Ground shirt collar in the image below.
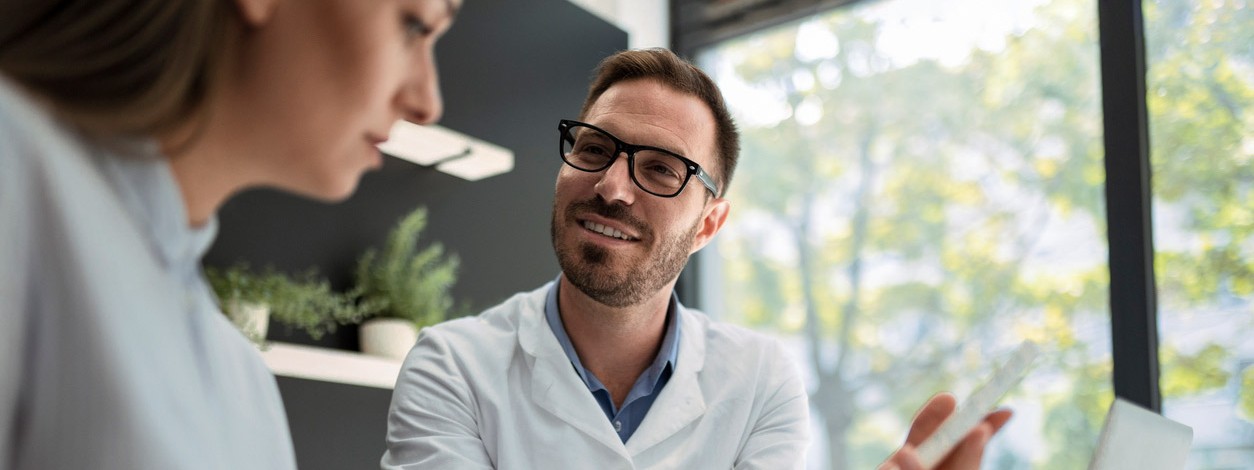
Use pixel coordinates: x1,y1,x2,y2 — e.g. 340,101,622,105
95,141,218,275
543,274,682,391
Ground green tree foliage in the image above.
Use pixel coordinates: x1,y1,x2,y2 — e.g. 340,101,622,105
1146,0,1254,308
1145,0,1253,448
1241,366,1254,421
700,0,1250,467
1161,344,1232,396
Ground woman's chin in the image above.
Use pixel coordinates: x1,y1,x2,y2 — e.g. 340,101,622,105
278,174,365,203
317,179,364,202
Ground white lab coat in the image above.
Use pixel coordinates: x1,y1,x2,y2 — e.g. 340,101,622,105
383,283,810,469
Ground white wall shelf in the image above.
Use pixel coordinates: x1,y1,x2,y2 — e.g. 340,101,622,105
261,342,403,390
377,122,514,181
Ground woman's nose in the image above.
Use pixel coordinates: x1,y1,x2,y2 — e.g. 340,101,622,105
399,51,443,125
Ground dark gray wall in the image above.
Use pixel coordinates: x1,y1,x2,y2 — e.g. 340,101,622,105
203,1,627,468
275,377,394,470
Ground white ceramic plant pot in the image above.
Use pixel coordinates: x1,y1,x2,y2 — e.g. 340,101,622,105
360,318,419,360
227,300,270,345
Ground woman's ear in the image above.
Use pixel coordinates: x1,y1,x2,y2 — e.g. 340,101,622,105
235,0,280,26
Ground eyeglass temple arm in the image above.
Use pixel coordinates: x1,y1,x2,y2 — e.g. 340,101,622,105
694,168,720,197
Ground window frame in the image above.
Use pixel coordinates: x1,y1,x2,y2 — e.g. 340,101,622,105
674,0,1163,412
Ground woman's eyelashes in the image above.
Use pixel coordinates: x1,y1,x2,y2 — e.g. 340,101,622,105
402,12,432,40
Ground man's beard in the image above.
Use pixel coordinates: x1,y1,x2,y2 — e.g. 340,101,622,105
551,197,700,308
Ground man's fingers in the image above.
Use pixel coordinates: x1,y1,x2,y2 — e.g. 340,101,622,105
905,393,957,446
939,422,993,468
984,408,1014,434
936,409,1013,469
896,398,1014,469
879,446,923,470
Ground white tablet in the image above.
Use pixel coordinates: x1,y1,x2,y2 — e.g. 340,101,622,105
1088,398,1194,470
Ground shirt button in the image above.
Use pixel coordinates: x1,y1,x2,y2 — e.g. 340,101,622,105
614,421,622,432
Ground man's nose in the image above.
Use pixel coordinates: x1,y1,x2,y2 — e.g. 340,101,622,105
594,153,636,205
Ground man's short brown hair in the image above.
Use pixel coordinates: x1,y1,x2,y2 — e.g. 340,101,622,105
580,48,739,197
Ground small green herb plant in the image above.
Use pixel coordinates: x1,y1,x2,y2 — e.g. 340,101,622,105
353,207,459,329
206,263,376,345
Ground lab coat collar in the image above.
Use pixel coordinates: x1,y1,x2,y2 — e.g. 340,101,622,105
625,306,707,456
518,283,629,458
516,282,709,459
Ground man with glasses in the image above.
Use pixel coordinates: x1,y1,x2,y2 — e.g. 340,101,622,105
383,49,1009,470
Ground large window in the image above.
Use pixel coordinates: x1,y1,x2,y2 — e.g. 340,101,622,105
692,0,1252,468
1148,0,1254,468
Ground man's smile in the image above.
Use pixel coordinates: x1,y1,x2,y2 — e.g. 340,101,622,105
580,219,640,241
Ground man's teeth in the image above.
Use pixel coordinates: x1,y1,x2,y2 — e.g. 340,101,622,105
583,221,635,241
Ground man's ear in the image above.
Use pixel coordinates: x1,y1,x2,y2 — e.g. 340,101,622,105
689,197,730,255
235,0,281,27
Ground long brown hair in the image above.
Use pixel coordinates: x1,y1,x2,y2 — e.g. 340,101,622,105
0,0,240,140
581,48,740,197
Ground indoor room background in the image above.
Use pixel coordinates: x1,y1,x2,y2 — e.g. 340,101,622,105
202,0,1252,468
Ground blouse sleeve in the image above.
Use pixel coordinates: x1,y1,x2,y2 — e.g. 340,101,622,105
0,104,35,468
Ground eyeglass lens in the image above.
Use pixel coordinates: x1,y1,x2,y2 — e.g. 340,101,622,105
561,124,690,196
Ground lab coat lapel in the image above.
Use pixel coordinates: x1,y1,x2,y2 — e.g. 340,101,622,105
625,307,708,456
517,292,630,459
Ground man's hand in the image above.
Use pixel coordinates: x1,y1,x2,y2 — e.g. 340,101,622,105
878,393,1014,470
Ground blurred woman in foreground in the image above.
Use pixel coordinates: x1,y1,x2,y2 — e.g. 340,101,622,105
0,0,459,468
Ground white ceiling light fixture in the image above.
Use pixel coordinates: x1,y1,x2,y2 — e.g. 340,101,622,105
377,121,514,182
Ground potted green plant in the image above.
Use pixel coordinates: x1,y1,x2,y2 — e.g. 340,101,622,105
353,207,459,359
206,263,376,347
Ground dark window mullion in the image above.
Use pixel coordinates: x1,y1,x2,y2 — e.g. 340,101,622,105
1097,0,1161,412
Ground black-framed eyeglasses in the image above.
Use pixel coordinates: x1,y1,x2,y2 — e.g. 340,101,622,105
558,119,720,198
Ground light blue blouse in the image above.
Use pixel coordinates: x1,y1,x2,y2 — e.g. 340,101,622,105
0,76,296,469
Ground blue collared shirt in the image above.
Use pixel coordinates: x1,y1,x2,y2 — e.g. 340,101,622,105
544,277,681,443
